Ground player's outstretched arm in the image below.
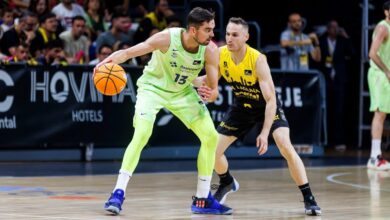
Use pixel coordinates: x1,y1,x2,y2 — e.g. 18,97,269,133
202,41,220,102
95,30,170,68
256,54,277,155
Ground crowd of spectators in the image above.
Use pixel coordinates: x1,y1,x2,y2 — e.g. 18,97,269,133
0,0,180,66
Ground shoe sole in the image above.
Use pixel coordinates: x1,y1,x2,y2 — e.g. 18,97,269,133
105,205,120,215
305,209,322,216
219,179,240,205
191,208,233,215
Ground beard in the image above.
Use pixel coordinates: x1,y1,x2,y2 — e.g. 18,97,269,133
193,34,210,46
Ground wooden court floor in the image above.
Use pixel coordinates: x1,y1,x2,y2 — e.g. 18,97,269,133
0,166,389,220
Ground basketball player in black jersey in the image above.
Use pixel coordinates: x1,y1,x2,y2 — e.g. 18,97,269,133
195,17,321,216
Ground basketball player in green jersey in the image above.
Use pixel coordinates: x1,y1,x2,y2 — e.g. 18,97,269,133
366,1,390,171
95,7,232,215
196,17,321,216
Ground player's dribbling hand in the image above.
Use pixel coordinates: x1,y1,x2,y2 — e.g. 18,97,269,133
256,133,268,155
93,58,112,79
197,85,212,101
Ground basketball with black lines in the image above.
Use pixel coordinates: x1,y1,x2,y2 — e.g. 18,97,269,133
93,63,127,96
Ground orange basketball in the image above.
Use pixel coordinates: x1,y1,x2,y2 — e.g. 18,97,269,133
93,63,127,96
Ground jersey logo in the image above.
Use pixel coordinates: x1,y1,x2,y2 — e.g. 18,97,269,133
244,69,252,76
223,61,228,68
244,103,252,108
170,61,177,67
193,60,201,65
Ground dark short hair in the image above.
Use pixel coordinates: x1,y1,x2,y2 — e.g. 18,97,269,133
72,15,85,24
98,44,112,53
384,1,390,11
166,15,181,25
187,7,215,29
111,12,128,22
228,17,249,30
39,12,56,24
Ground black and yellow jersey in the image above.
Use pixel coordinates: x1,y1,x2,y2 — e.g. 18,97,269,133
219,44,265,109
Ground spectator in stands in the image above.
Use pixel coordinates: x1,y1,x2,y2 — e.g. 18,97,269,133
36,38,67,65
0,12,38,56
280,12,321,71
6,42,37,64
83,0,110,42
166,14,182,28
89,44,112,65
30,12,58,58
29,0,50,17
128,0,148,22
95,12,134,54
59,15,89,64
51,0,86,31
145,0,171,30
106,0,129,15
0,8,14,33
134,0,172,44
318,20,354,152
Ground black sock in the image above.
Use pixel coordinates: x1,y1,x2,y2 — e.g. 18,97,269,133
299,183,314,200
218,170,233,185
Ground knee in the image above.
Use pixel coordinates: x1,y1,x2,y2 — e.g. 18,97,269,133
274,134,296,158
133,118,154,140
201,128,219,148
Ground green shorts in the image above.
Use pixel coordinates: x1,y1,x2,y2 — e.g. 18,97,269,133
134,85,209,128
367,67,390,113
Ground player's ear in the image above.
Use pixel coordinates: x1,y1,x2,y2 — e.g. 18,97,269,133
245,33,249,42
188,25,196,34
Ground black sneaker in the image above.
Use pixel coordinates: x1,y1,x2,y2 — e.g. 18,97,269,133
213,178,239,204
304,196,321,216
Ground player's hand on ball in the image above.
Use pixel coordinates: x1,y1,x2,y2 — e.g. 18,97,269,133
197,85,212,101
256,133,268,155
94,58,112,78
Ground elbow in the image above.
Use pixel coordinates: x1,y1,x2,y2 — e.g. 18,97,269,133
368,51,376,60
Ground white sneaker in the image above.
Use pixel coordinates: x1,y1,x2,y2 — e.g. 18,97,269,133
367,155,390,171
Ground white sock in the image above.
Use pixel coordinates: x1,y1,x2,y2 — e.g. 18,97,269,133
113,169,132,193
370,139,382,159
196,176,211,198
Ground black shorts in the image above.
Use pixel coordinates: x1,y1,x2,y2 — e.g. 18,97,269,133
217,105,289,138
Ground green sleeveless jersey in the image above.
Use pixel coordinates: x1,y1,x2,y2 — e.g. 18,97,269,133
137,28,207,92
370,20,390,71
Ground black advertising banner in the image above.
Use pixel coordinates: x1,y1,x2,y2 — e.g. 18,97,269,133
0,64,325,147
0,64,139,147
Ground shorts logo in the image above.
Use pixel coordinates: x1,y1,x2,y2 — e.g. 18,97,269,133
219,121,238,131
274,114,280,120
